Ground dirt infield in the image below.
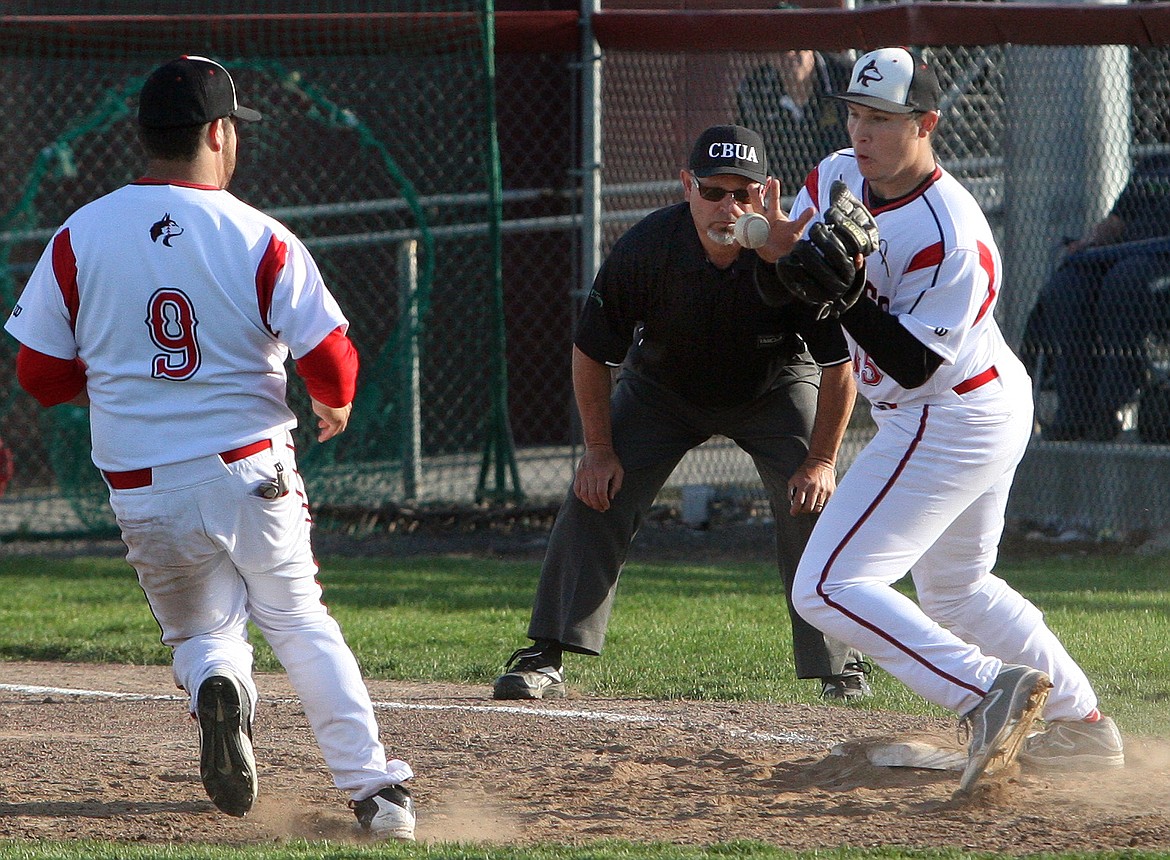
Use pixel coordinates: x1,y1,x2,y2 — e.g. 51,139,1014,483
0,514,1166,851
0,660,1168,852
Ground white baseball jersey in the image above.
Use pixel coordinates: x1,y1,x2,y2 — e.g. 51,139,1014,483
5,180,347,472
793,152,1015,409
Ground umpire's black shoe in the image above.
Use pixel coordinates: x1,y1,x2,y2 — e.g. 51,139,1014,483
821,660,874,702
492,641,566,700
350,783,416,841
196,674,257,817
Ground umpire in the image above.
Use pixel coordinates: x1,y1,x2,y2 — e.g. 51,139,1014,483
494,125,870,702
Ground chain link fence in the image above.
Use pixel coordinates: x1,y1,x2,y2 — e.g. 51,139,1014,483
0,3,509,535
4,6,1170,538
594,34,1170,537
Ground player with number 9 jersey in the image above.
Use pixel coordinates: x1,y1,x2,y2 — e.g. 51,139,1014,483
4,55,416,839
9,182,345,473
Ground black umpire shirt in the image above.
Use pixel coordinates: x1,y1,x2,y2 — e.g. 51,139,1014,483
575,202,849,410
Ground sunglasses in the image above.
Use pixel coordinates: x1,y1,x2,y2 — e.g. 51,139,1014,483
692,177,754,204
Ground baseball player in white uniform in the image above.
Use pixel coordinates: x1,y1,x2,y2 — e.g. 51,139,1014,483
755,48,1124,791
5,56,415,839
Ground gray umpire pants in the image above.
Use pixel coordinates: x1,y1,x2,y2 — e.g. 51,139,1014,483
527,366,862,679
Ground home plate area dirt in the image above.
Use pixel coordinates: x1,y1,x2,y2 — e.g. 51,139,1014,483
0,662,1168,852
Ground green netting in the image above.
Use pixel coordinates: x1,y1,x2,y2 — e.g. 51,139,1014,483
0,2,520,537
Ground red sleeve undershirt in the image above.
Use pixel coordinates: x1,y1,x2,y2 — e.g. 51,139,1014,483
16,345,87,407
294,326,359,408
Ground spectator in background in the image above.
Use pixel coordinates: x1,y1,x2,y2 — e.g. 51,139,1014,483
1027,153,1170,441
736,47,852,197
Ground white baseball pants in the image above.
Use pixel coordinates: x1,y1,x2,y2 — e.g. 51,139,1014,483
106,430,412,800
793,368,1099,720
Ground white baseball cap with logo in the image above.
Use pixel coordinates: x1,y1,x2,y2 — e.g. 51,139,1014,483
832,47,942,115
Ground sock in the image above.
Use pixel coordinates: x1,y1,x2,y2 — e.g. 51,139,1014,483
1083,708,1101,723
536,639,563,665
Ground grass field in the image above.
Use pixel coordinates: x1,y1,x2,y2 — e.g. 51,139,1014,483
0,546,1167,858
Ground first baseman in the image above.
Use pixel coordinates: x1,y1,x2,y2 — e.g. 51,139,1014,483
5,56,415,839
758,48,1124,790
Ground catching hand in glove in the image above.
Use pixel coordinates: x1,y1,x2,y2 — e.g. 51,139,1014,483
760,181,880,319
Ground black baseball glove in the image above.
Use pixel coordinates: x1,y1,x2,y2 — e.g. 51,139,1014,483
769,181,879,320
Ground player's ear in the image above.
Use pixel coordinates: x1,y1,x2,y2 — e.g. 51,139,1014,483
207,117,229,152
918,111,939,136
680,169,695,199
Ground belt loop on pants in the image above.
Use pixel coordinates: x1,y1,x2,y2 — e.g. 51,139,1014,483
953,365,999,395
102,439,273,490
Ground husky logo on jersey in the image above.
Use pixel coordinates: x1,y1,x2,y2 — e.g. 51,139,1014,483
150,213,184,247
856,60,883,88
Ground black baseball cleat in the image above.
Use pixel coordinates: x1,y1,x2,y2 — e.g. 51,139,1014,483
492,641,566,700
821,660,874,702
350,783,416,841
196,674,258,817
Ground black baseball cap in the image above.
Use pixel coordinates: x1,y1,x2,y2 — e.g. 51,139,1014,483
688,125,768,184
833,47,941,115
138,56,262,129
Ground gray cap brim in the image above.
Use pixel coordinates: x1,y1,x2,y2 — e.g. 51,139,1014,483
231,105,263,123
831,93,918,115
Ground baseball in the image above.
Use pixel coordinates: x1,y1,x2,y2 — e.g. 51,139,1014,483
734,213,770,249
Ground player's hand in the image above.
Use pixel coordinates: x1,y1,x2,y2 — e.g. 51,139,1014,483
787,456,837,516
754,177,816,265
311,398,352,442
573,444,624,512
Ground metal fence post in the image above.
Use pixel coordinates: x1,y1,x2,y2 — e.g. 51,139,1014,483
398,239,422,501
1001,0,1130,347
579,0,602,304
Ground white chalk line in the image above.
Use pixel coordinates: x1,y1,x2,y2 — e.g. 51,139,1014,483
0,682,184,702
0,682,825,747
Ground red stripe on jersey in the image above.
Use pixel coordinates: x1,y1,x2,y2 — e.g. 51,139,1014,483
16,345,86,407
906,241,944,274
804,166,820,204
295,326,359,407
51,229,80,330
255,234,288,336
974,240,997,324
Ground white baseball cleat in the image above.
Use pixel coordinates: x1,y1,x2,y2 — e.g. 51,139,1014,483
351,784,416,841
